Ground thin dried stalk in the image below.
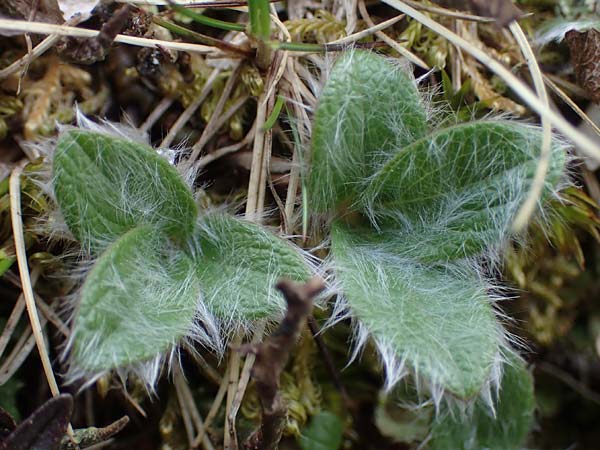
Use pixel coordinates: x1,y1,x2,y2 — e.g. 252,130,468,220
358,0,429,70
139,96,175,133
9,167,68,431
191,366,230,448
509,22,553,232
0,315,44,384
189,63,243,161
241,278,325,450
194,121,256,170
545,76,600,139
0,19,220,55
0,268,39,359
173,365,215,450
160,68,221,148
223,333,243,450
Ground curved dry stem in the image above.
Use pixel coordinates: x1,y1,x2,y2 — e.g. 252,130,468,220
509,22,553,232
9,166,73,436
0,269,43,362
194,121,257,170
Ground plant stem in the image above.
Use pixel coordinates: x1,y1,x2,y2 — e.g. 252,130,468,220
241,278,325,450
167,0,246,32
153,17,250,56
9,166,73,438
248,0,271,69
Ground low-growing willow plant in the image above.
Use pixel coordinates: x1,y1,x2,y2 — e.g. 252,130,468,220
308,50,568,449
48,117,314,384
45,47,569,448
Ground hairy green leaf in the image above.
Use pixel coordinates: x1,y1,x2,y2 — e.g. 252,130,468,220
430,357,535,450
331,222,501,398
193,213,312,321
309,50,428,213
299,411,344,450
71,225,200,371
362,121,566,261
53,130,197,253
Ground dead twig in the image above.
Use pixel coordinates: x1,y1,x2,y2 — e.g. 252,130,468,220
240,278,325,450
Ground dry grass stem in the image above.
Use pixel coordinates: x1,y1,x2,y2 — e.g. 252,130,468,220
194,121,256,170
223,333,243,450
173,364,216,450
0,268,39,359
0,35,60,80
358,0,429,70
9,167,67,411
189,63,243,161
139,96,175,133
0,326,39,384
160,68,221,148
120,388,147,418
184,344,222,385
174,367,196,447
0,19,220,55
191,366,230,447
402,0,496,22
545,76,600,138
330,11,405,45
509,22,553,232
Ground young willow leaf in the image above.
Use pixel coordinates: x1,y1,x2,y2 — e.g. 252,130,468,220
71,225,200,371
362,121,566,261
53,130,197,253
193,213,312,321
331,222,501,398
309,50,427,213
430,356,535,450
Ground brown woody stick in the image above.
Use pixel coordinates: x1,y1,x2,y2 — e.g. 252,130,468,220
240,278,325,450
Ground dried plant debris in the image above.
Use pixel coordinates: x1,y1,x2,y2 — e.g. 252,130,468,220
565,28,600,104
241,278,325,450
0,394,72,450
60,416,129,450
56,5,132,65
0,0,62,24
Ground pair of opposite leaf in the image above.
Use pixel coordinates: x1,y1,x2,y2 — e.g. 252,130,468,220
52,130,311,373
308,51,565,448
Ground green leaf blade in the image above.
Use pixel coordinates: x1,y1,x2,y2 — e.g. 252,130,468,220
193,213,312,321
53,130,197,253
362,121,567,261
299,411,344,450
71,225,200,371
431,356,535,450
309,51,428,213
331,222,502,398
